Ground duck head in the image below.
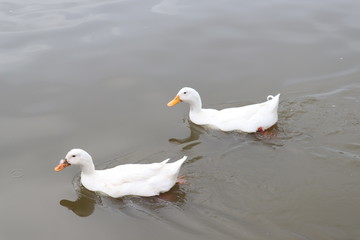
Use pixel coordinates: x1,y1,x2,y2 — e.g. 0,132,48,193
167,87,202,109
54,149,93,172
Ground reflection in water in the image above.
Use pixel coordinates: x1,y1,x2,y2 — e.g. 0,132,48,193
2,0,360,238
59,173,188,217
60,187,96,217
169,121,204,150
170,118,281,150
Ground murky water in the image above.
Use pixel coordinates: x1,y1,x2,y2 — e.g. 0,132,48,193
1,0,360,239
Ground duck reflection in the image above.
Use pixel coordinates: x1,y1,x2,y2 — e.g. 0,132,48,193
169,121,205,150
59,180,188,217
171,119,279,144
60,187,96,217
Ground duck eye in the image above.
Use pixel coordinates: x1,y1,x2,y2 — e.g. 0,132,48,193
183,91,187,94
72,155,76,157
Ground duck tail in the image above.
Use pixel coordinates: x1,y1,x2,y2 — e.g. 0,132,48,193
266,93,280,113
173,156,187,167
267,93,280,101
160,158,170,164
166,156,187,170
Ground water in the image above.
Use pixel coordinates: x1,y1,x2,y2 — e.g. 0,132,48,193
1,0,360,239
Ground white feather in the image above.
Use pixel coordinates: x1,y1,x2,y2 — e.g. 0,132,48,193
169,87,280,133
59,149,187,198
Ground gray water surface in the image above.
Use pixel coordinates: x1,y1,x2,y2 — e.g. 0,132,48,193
1,0,360,239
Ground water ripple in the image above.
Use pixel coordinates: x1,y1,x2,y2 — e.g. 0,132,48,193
0,1,113,33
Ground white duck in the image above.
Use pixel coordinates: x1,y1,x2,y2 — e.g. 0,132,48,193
54,149,187,198
167,87,280,133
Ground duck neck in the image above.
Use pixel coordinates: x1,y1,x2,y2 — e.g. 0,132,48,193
189,96,202,113
80,162,95,175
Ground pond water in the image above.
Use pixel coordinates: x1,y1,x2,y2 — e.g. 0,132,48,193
1,0,360,239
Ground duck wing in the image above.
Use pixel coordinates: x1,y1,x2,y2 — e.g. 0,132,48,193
93,157,187,198
213,94,280,132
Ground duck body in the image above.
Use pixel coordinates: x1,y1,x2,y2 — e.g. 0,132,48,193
168,87,280,133
80,159,186,198
55,149,187,198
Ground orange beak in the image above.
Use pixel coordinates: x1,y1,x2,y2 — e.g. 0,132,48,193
167,95,182,107
54,159,71,172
